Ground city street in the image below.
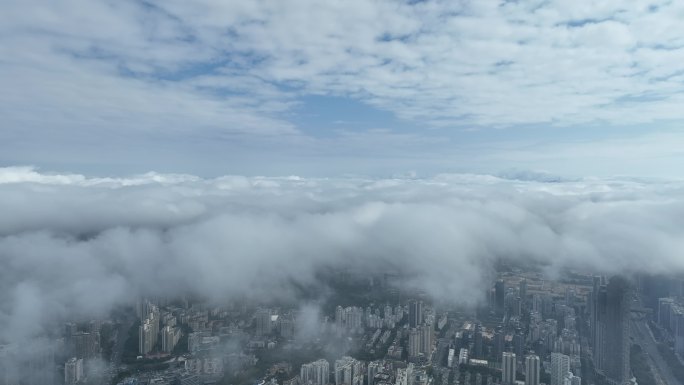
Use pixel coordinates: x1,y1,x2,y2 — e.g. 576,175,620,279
631,311,677,385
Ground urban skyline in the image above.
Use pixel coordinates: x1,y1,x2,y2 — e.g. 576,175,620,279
3,0,684,385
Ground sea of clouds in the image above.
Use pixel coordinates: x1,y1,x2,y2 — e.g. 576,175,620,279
1,166,684,346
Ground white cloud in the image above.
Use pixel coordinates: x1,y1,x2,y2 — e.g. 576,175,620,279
2,167,684,347
2,0,684,144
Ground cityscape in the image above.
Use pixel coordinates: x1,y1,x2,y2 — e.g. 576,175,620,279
4,266,684,385
3,1,684,385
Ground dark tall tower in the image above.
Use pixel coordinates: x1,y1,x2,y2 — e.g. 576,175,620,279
494,326,505,361
590,276,602,347
604,276,631,385
495,280,506,317
408,300,423,328
591,275,608,373
473,324,483,358
513,328,524,359
519,279,528,305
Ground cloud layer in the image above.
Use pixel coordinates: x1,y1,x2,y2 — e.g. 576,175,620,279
2,166,684,345
2,0,684,139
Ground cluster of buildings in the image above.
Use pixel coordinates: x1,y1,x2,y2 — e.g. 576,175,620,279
62,321,103,384
300,359,330,385
2,270,661,385
657,296,684,355
64,357,84,384
433,273,595,385
138,302,161,356
335,304,404,335
295,359,428,385
137,300,183,356
406,300,434,362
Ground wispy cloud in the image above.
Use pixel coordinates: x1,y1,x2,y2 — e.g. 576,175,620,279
3,0,684,136
1,1,684,175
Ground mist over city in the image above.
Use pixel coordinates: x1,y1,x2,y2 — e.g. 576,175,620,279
2,1,684,385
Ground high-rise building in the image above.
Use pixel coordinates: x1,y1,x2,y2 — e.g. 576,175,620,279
335,306,345,331
513,329,524,358
420,324,433,355
447,348,455,367
502,352,516,385
408,328,421,358
279,315,295,339
64,357,83,385
161,325,181,353
396,367,409,385
334,356,362,385
408,300,423,328
493,327,505,360
473,325,483,358
550,353,570,385
562,372,581,385
532,294,542,313
139,304,160,355
255,308,272,337
590,277,601,345
301,359,329,385
673,309,684,356
139,322,154,355
520,279,528,304
565,288,576,306
413,369,428,385
658,298,674,328
65,322,78,338
524,355,540,385
602,276,631,385
592,276,607,373
71,331,100,359
459,348,469,364
367,361,382,385
495,280,506,316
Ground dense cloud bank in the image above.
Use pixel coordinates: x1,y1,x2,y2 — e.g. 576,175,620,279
2,166,684,343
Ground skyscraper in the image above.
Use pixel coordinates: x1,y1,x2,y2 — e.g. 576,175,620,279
367,361,382,385
420,324,433,355
513,329,524,359
473,324,483,358
138,304,160,355
520,279,528,304
71,331,100,359
603,276,631,385
550,353,570,385
334,356,362,385
495,280,506,317
592,277,607,372
406,325,433,360
502,352,516,385
161,325,181,353
525,355,540,385
255,308,272,337
493,327,505,360
64,357,83,385
408,300,423,328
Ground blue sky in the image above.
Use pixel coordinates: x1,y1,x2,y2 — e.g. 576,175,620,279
1,0,684,177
